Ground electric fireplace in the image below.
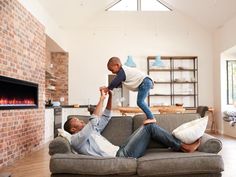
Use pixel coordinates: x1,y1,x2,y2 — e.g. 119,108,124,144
0,75,38,110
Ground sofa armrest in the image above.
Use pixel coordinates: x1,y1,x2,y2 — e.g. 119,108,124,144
198,133,222,154
49,136,72,156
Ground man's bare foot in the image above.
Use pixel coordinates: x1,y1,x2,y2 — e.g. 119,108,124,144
180,139,201,153
143,119,156,125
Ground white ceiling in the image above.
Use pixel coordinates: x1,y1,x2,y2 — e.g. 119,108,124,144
165,0,236,30
37,0,236,32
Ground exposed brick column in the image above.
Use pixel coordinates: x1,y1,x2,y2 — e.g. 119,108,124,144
0,0,46,167
45,52,68,105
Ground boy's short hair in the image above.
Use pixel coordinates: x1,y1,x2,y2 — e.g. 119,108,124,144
108,57,121,65
64,118,73,134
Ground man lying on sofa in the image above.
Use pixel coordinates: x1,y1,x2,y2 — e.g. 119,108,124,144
64,90,200,158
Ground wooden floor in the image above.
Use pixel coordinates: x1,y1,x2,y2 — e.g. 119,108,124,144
0,144,51,177
217,134,236,177
0,134,236,177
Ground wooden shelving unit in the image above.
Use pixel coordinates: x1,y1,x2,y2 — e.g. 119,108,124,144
147,56,198,109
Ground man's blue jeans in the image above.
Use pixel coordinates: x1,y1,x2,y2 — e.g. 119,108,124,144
116,124,182,158
137,77,154,119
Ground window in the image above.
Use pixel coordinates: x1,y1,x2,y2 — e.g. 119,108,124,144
226,60,236,104
141,0,170,11
107,0,171,11
108,0,137,11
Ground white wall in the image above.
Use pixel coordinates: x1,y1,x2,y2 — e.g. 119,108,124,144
214,15,236,137
66,11,213,106
17,0,236,136
18,1,215,112
19,0,68,51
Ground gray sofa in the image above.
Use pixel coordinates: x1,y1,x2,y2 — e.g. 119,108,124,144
49,113,224,177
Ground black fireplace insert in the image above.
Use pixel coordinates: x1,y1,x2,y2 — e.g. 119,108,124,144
0,75,38,110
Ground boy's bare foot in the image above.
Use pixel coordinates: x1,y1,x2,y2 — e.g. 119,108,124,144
143,119,156,125
180,139,201,153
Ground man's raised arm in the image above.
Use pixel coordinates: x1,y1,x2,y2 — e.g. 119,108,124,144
106,91,112,110
92,90,107,117
92,90,112,132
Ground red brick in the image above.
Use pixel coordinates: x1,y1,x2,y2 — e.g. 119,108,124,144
46,52,68,104
0,0,46,167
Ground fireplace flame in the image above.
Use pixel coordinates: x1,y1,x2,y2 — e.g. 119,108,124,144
0,98,35,105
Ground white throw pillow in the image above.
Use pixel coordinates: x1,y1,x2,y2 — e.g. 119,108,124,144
58,128,72,144
172,116,208,144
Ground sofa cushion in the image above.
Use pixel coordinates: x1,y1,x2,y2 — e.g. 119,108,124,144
137,149,224,176
101,116,133,146
133,113,200,133
50,153,137,175
67,115,133,146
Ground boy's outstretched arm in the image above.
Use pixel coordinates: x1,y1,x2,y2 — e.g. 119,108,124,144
92,90,107,117
100,68,126,93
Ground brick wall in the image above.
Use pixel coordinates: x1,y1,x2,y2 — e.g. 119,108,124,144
46,52,68,105
0,0,46,167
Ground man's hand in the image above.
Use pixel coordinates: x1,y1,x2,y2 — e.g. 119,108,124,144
100,89,107,101
99,86,109,94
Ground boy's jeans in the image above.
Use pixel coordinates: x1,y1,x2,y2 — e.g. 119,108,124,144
137,77,154,119
117,124,182,158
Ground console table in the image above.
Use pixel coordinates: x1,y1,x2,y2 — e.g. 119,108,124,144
117,106,185,116
207,107,216,133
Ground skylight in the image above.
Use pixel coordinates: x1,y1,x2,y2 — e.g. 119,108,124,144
141,0,170,11
107,0,171,11
108,0,137,11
